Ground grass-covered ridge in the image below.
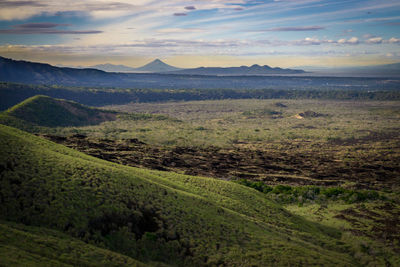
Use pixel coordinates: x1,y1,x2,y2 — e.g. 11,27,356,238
0,221,146,267
0,124,360,266
2,95,117,127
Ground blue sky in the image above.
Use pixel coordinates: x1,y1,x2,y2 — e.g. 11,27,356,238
0,0,399,67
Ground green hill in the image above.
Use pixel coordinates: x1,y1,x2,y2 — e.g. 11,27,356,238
0,124,359,266
0,221,146,267
0,95,116,128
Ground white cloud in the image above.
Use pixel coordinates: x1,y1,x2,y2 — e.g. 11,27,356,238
363,34,374,39
337,37,358,45
299,37,321,45
366,37,383,44
388,37,400,44
347,37,359,44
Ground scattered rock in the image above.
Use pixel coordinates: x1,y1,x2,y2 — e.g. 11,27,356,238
275,102,288,108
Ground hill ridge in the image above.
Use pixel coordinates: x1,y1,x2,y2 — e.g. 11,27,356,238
2,95,117,127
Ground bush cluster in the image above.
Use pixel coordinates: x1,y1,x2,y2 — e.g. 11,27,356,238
236,179,382,204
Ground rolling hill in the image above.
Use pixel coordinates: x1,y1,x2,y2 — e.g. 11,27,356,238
0,56,119,86
0,124,358,266
0,95,116,129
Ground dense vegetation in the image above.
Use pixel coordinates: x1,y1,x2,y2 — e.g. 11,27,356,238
1,81,400,111
236,180,382,204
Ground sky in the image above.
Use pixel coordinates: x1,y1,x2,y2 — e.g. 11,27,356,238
0,0,399,68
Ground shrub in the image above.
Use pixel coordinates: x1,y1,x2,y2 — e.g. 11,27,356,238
236,179,381,204
322,187,346,198
272,185,292,194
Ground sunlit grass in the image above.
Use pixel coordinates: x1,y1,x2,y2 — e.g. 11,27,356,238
43,99,400,148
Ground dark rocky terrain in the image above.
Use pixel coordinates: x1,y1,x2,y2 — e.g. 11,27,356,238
40,132,400,190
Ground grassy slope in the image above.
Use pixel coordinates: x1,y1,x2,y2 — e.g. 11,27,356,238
0,221,146,267
0,95,116,128
286,201,400,266
0,124,357,266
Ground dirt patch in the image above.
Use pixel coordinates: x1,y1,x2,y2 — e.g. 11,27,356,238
296,110,327,119
294,114,304,119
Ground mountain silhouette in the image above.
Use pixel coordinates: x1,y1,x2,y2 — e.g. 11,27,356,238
170,64,306,75
135,59,182,72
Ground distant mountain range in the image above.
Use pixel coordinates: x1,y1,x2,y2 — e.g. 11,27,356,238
90,59,182,73
89,58,304,75
0,56,309,87
1,56,399,89
89,63,137,73
86,60,400,77
170,64,305,75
